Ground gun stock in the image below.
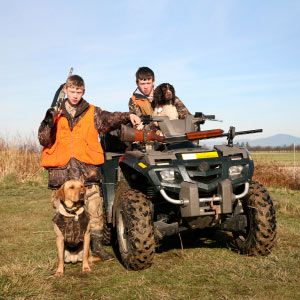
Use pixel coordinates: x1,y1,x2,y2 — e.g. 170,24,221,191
186,129,224,140
121,126,224,143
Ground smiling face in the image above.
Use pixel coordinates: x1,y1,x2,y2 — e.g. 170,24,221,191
64,85,85,106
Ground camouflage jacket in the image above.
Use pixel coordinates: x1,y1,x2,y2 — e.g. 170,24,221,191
38,98,131,188
128,89,153,117
173,97,191,119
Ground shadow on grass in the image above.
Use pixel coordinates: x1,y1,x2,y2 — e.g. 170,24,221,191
156,228,232,253
110,227,233,270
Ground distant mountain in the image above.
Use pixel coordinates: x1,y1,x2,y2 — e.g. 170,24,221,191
237,134,300,147
202,134,300,148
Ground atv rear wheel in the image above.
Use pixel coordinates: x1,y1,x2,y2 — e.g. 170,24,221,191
233,181,276,255
115,183,155,270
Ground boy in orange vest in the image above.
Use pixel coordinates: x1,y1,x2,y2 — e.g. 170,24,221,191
38,75,140,261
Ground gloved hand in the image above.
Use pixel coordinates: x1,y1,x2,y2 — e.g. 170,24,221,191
42,108,57,128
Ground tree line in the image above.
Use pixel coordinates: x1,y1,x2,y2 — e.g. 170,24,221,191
235,142,300,151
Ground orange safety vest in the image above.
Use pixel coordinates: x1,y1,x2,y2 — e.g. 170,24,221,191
41,105,104,167
132,94,153,115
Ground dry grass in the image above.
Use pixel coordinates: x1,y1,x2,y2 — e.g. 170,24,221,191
269,187,300,218
0,135,45,185
254,164,300,190
252,151,300,190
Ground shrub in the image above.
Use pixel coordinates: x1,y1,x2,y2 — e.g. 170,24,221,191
254,163,300,190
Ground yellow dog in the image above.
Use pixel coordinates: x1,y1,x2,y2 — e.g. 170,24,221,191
53,180,90,276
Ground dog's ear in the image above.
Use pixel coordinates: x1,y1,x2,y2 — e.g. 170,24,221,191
56,184,65,202
153,84,163,108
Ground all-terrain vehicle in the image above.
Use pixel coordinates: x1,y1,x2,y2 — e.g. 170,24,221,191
101,113,277,270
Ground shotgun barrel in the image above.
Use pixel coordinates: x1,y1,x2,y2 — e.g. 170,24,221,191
51,67,73,109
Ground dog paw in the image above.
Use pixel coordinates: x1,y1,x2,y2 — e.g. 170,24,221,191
54,270,64,277
89,256,101,264
82,266,91,273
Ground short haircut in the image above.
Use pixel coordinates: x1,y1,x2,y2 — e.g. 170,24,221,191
66,75,85,88
136,67,155,82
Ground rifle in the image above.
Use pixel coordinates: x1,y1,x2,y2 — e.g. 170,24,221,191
186,126,262,146
51,67,73,111
223,126,262,146
121,126,224,143
121,125,262,147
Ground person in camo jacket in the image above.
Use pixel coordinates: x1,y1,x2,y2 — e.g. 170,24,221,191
38,74,140,261
128,67,190,119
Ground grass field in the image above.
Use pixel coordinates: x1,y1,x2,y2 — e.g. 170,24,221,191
251,151,300,166
0,143,299,299
0,182,299,300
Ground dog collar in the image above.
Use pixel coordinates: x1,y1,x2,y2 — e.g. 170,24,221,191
58,202,85,220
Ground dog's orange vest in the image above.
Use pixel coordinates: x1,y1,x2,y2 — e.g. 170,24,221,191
132,95,153,115
41,105,104,167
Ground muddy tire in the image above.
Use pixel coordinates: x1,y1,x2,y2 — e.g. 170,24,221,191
233,181,276,255
114,182,156,270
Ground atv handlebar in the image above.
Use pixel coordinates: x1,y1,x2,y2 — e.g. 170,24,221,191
141,112,220,125
128,114,262,147
194,112,215,120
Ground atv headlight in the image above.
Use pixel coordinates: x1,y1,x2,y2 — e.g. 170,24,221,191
160,170,175,181
228,165,243,179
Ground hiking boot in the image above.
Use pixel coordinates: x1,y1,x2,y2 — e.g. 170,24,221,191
92,248,114,261
90,231,114,261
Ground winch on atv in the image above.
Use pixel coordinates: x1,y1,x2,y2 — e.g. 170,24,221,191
101,113,276,270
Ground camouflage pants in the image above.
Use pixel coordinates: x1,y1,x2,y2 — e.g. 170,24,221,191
51,184,103,231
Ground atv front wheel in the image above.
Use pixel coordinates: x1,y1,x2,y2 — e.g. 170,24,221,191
115,184,155,270
233,181,276,255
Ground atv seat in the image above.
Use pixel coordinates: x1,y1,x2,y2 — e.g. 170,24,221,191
156,115,195,138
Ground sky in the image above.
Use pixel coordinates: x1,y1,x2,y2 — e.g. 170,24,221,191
0,0,299,140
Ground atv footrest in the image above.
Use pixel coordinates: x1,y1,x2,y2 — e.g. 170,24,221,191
154,221,179,238
220,215,247,231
